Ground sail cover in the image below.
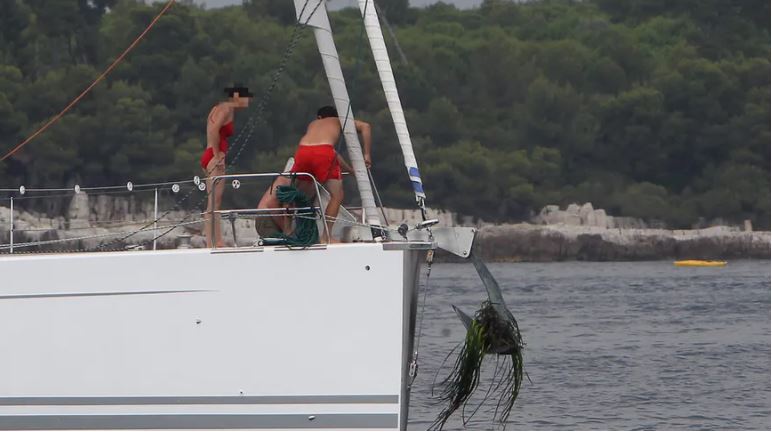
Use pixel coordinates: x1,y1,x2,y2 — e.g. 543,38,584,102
357,0,426,203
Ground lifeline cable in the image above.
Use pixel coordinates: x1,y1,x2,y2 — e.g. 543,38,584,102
125,0,326,250
6,0,328,253
93,0,324,251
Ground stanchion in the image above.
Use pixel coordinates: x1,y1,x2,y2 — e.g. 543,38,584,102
153,188,158,250
9,196,13,254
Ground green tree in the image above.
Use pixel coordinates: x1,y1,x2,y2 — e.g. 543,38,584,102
0,0,767,229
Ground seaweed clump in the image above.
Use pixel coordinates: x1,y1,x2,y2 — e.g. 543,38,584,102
430,300,525,430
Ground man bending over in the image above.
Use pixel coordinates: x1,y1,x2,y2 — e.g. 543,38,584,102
257,105,372,243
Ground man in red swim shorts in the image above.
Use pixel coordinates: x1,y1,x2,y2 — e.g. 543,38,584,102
257,106,372,243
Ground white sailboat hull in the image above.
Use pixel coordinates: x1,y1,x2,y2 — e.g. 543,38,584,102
0,243,426,429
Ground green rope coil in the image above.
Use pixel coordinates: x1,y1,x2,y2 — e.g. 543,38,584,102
267,184,319,247
431,300,525,430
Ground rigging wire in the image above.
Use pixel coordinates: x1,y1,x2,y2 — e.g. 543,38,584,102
0,218,203,251
4,0,397,252
335,0,370,147
92,0,325,251
85,0,321,251
408,249,435,391
332,0,392,227
3,0,322,252
373,0,408,65
0,0,177,162
368,167,390,225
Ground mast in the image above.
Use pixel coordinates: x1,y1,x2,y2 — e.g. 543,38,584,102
294,0,382,227
356,0,427,213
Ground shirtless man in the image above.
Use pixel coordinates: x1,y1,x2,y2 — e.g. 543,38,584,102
257,106,371,242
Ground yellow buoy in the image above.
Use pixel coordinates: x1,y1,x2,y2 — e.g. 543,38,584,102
673,260,727,267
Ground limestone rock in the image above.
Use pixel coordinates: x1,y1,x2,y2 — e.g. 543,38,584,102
609,216,647,229
472,223,770,261
190,235,206,249
3,196,770,261
536,205,560,225
593,209,608,228
0,206,10,224
220,218,259,247
564,203,582,226
383,207,455,228
578,202,594,224
67,192,90,228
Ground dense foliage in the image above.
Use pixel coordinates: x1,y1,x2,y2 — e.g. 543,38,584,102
0,0,769,227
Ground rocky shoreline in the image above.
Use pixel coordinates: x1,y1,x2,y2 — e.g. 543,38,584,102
0,194,768,261
470,224,770,262
384,204,770,262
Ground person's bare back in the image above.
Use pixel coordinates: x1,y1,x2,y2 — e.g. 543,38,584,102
299,117,341,146
255,105,372,243
298,109,372,168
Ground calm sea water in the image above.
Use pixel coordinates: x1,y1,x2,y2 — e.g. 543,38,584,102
407,260,771,430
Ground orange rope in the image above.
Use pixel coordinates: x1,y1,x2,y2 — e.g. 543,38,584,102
0,0,176,162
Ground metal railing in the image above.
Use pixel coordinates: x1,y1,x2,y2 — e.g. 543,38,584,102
1,178,199,253
207,172,327,249
0,172,355,253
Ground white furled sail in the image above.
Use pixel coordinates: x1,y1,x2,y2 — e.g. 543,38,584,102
294,0,382,227
357,0,426,207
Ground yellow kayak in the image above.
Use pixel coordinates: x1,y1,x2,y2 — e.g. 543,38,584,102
674,260,727,267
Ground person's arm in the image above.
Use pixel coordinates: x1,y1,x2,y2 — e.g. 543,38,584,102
207,106,228,167
355,120,372,168
337,153,354,174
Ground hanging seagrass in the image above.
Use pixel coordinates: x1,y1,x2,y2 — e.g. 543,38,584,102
430,253,526,430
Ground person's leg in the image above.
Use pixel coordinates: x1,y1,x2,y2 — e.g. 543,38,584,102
291,179,318,237
204,169,214,248
294,179,317,201
258,176,292,232
204,160,225,248
213,172,225,247
322,179,343,243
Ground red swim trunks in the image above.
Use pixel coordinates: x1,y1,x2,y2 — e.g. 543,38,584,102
200,121,234,169
290,144,341,183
